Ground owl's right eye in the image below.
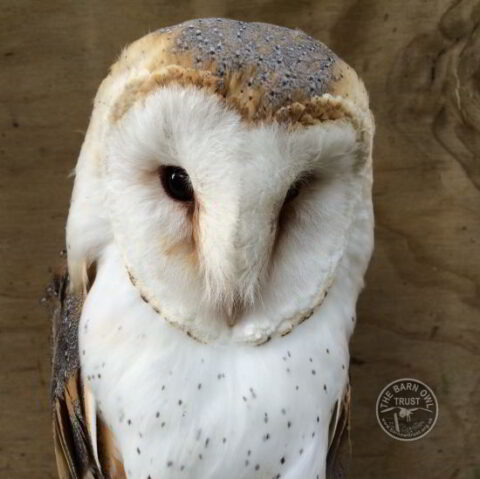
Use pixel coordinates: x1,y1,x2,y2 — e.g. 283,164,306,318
284,179,302,203
160,166,194,202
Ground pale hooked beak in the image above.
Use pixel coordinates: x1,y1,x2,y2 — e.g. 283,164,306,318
225,296,241,327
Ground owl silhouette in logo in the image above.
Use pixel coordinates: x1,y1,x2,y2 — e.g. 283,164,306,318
381,406,433,423
49,18,374,479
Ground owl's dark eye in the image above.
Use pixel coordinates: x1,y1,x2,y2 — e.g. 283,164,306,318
284,179,302,203
161,166,194,202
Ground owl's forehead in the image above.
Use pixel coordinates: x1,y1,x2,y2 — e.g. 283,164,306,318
163,18,337,111
109,85,333,179
106,18,369,127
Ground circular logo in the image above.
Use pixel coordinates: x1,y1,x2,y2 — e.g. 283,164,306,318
376,378,438,441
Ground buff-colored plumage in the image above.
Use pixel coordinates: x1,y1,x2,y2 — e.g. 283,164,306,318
51,18,374,479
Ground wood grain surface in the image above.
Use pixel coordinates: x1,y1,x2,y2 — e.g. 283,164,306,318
1,1,479,478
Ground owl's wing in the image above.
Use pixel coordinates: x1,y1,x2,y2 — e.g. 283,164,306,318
326,384,352,479
48,264,126,479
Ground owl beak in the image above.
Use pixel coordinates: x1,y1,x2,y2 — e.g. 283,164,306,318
226,312,237,327
225,297,240,327
197,184,278,322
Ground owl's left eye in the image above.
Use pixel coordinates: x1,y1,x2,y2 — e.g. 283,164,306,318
160,166,194,202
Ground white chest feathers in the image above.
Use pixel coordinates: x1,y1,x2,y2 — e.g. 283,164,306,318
79,246,355,479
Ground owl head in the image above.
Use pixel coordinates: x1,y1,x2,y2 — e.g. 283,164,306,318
66,18,374,344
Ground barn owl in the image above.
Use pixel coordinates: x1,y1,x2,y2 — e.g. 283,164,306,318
49,18,374,479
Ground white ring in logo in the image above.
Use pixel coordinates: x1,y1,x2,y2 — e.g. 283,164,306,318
376,378,438,441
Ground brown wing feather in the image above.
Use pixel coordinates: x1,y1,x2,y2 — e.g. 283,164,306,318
48,262,125,478
326,384,352,479
97,418,127,478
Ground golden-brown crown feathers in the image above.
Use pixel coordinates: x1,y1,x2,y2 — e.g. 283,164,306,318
100,18,370,128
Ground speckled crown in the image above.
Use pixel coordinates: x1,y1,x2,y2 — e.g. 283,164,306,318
108,18,370,127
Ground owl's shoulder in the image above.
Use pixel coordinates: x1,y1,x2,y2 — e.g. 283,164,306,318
48,266,124,478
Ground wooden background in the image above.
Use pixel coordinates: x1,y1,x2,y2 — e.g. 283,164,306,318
1,1,479,478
